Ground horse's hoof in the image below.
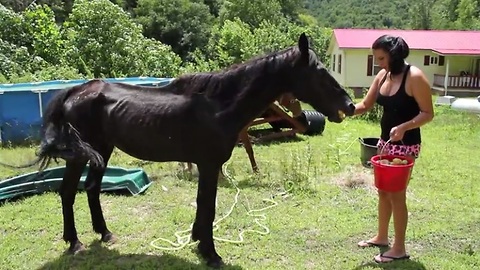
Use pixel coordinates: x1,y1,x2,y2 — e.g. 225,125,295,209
197,242,223,269
207,257,224,269
101,232,117,244
68,241,86,255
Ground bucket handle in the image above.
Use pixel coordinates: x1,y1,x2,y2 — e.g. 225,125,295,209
378,138,391,159
378,138,406,160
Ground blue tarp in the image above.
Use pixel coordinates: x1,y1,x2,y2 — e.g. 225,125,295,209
0,77,174,144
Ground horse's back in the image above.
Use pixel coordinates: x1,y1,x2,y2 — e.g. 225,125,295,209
93,82,225,162
58,79,228,163
101,82,201,120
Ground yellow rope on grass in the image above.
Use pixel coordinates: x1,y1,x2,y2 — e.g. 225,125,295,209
149,161,285,251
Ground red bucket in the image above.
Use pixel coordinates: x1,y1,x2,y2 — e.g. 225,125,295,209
370,154,415,192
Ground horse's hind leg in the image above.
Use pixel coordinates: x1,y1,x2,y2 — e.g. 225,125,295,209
84,145,115,243
60,159,88,254
192,162,223,268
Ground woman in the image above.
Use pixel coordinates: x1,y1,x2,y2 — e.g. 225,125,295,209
354,35,434,263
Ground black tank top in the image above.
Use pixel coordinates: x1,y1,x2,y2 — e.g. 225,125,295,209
376,65,421,145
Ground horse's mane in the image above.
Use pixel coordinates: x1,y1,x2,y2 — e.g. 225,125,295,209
169,46,302,98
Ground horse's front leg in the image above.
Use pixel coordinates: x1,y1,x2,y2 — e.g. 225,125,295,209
84,147,115,243
192,163,223,268
60,160,87,254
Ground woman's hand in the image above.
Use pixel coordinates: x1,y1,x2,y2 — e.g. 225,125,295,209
389,125,406,142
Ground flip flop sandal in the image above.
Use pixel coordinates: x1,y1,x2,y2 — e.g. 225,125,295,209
374,252,411,263
357,240,389,248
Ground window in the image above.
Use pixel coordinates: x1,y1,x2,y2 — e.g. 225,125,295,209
425,55,443,66
367,55,382,76
439,55,445,66
338,54,342,74
424,55,430,66
332,54,336,72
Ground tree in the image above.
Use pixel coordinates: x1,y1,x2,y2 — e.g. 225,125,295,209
62,0,181,78
22,4,64,64
218,0,284,28
0,4,83,82
0,4,29,47
277,0,303,21
205,18,256,67
203,0,222,16
186,16,334,72
0,39,35,79
0,0,73,23
455,0,480,29
252,19,304,57
134,0,214,60
409,0,436,29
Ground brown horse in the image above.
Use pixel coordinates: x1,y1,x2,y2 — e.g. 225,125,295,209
8,33,354,268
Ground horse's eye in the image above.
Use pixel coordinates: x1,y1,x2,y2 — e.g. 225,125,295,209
317,65,326,72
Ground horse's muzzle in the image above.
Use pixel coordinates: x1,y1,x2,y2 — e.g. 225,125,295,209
346,102,356,116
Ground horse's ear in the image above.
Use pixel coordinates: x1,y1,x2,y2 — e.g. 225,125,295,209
298,32,309,56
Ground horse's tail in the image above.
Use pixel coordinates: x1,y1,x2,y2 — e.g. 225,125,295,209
0,86,104,171
38,84,105,169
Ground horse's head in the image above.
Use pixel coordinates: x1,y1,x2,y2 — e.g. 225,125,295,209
287,33,355,123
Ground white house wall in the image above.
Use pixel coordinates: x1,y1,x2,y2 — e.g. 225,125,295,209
408,50,444,85
445,56,474,74
328,42,345,86
344,49,372,89
340,49,450,89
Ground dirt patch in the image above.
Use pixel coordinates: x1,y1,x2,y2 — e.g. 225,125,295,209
128,204,158,221
330,165,375,191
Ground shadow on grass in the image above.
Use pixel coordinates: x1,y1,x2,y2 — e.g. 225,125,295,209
0,189,145,207
0,193,39,206
245,128,307,147
37,240,244,270
175,162,281,191
353,259,427,270
217,175,278,191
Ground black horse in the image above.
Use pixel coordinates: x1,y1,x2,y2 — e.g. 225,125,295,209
15,33,355,268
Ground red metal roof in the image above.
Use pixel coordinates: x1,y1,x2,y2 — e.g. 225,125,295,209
333,29,480,55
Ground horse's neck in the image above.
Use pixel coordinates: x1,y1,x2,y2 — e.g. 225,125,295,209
172,68,286,136
217,80,284,135
169,73,213,95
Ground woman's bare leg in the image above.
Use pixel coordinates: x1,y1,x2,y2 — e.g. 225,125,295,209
374,189,410,262
358,190,391,247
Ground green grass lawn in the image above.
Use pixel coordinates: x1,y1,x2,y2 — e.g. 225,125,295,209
0,105,479,270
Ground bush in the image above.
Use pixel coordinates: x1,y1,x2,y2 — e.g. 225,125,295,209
5,65,85,83
62,0,181,78
349,87,383,123
358,102,382,122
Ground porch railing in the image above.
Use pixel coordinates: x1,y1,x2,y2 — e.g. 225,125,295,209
433,74,480,89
